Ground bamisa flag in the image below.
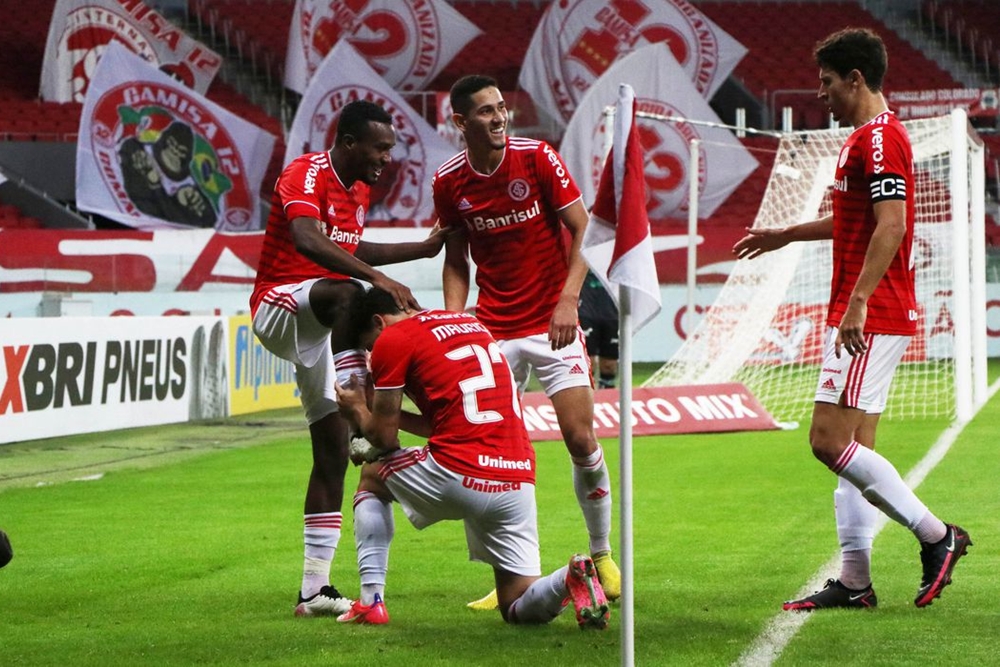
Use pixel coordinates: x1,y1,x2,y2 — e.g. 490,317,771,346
76,42,276,231
285,40,455,224
284,0,481,94
519,0,746,128
561,43,758,220
40,0,221,102
582,84,662,333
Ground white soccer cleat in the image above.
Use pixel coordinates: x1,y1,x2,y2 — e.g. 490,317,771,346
294,585,354,617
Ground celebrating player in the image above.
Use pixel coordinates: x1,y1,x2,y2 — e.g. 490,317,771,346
733,28,971,610
333,287,610,629
432,74,619,610
250,100,448,617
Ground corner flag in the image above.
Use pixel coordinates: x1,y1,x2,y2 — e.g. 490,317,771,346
580,83,661,667
581,84,662,331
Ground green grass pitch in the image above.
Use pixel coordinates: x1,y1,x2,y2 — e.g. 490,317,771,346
1,363,998,666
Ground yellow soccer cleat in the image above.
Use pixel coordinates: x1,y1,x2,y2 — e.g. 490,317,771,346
592,551,621,601
466,588,499,611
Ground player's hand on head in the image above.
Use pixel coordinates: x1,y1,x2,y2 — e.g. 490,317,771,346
372,274,420,311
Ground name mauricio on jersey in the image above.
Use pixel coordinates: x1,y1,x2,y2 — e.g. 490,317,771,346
466,199,541,231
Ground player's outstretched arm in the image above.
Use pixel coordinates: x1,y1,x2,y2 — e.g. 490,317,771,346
355,221,453,267
732,215,835,260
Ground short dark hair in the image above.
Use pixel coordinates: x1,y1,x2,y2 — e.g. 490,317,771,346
814,28,887,91
356,287,405,334
336,100,393,144
449,74,498,116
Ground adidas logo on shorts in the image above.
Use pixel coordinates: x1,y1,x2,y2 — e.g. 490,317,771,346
821,377,837,390
569,364,585,375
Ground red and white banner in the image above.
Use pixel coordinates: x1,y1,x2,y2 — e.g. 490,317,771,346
284,0,480,95
561,44,758,220
76,43,275,231
40,0,221,102
520,383,777,441
582,84,661,332
888,88,1000,120
285,41,456,224
519,0,746,128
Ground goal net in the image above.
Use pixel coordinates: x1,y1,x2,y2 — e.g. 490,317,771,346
644,111,986,423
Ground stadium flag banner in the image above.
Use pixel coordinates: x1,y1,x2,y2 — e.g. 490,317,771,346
520,384,777,441
582,84,662,332
283,0,481,95
562,44,758,219
0,316,229,445
76,42,276,232
40,0,222,102
228,315,298,415
285,40,456,224
889,88,1000,120
518,0,746,128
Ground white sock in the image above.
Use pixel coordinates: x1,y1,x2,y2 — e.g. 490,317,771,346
353,491,394,605
302,512,341,597
834,476,876,589
507,566,569,624
333,349,368,387
835,442,940,534
571,445,612,555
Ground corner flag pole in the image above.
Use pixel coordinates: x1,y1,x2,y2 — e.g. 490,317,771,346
618,285,635,667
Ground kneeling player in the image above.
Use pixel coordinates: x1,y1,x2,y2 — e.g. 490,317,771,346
333,288,610,628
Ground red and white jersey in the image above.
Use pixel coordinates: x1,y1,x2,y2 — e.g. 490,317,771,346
370,309,536,484
433,137,583,339
829,111,917,335
250,150,369,315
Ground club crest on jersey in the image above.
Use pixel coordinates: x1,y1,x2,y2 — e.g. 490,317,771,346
838,145,851,168
508,178,530,201
356,204,366,226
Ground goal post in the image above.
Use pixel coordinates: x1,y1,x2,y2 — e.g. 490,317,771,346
644,110,987,424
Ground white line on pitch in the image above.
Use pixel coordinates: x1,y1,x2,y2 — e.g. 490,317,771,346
733,379,1000,667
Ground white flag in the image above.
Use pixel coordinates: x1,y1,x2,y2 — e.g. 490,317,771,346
561,43,758,220
284,0,481,94
40,0,221,102
285,40,456,223
519,0,746,128
582,84,662,333
76,42,275,231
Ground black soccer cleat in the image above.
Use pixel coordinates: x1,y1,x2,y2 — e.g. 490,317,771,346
782,578,877,611
914,523,972,608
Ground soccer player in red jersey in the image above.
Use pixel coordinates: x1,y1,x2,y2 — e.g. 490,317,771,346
333,287,610,629
250,100,448,617
733,28,970,611
432,75,620,609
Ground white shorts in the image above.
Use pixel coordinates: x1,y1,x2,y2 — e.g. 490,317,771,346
499,331,593,397
378,446,541,576
814,327,911,414
252,279,337,424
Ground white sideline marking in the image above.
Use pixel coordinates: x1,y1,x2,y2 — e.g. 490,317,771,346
733,379,1000,667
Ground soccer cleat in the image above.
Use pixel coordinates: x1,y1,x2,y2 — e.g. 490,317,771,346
337,593,390,625
782,579,878,611
466,588,499,611
914,523,972,608
565,554,610,630
294,584,354,617
592,551,621,601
